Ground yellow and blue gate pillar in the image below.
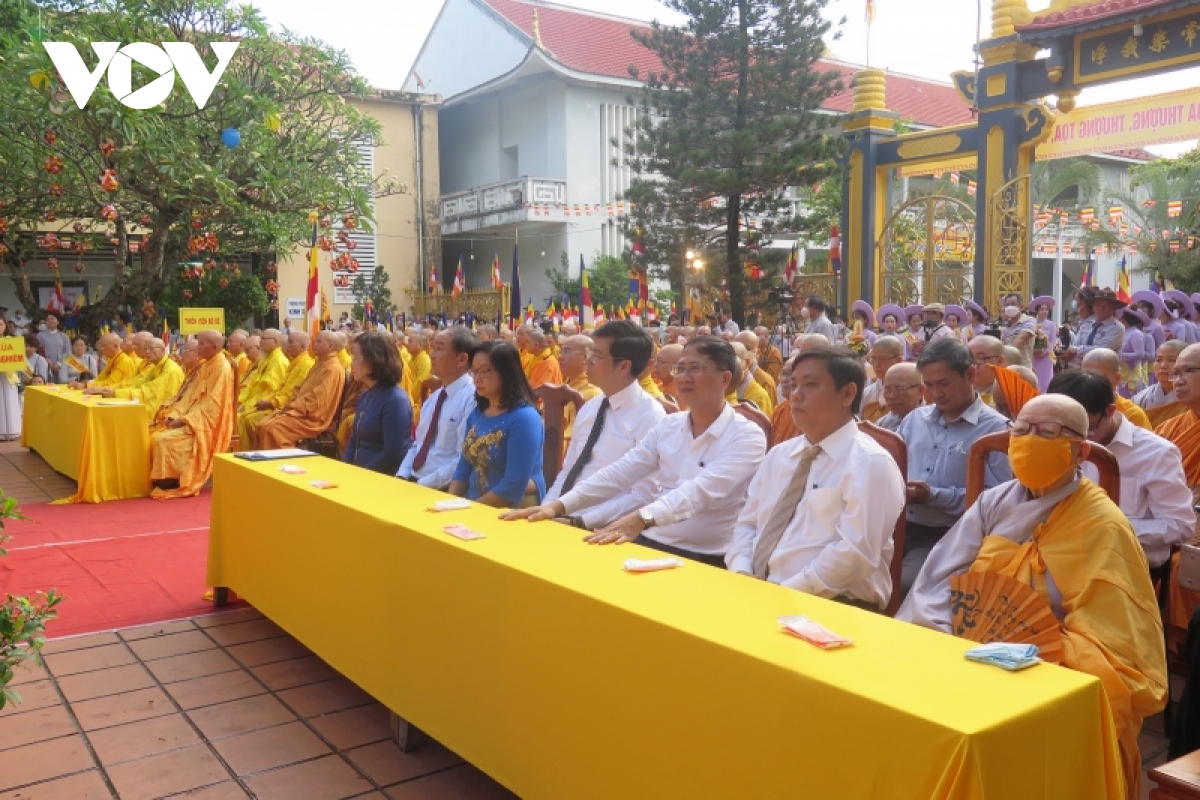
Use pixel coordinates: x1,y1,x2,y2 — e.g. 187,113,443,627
840,69,898,309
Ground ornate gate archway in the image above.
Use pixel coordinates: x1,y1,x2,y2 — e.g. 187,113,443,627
877,195,976,306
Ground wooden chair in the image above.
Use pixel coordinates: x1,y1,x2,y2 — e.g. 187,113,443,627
733,402,773,450
227,370,241,452
298,369,353,459
656,396,680,415
419,377,441,405
533,383,585,489
965,431,1120,508
857,420,908,617
1149,750,1200,799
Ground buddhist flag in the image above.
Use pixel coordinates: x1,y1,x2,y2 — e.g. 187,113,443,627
427,263,439,295
866,0,875,24
580,255,594,327
1169,200,1184,217
784,241,798,283
306,215,321,350
525,302,534,325
1079,208,1095,224
452,255,465,299
161,317,170,349
1108,206,1123,225
1117,256,1131,302
491,252,503,290
47,277,67,315
1080,256,1091,286
320,287,332,325
830,226,842,276
595,304,606,325
966,180,977,197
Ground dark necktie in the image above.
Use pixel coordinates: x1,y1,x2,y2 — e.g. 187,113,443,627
412,389,448,471
560,398,610,494
1087,322,1100,346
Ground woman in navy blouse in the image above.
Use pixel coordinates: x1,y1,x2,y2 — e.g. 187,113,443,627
343,331,413,475
449,340,545,507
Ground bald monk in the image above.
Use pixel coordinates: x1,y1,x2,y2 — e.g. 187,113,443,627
969,334,1037,419
558,334,604,450
70,333,136,389
235,329,290,450
238,331,315,448
394,331,416,400
335,331,352,371
753,325,784,382
653,343,684,407
901,394,1167,800
1082,348,1153,430
255,330,347,450
731,342,772,414
525,328,563,390
86,338,184,420
516,326,535,377
120,331,144,372
225,329,251,384
861,336,904,423
238,335,261,388
1156,342,1200,638
149,330,235,499
770,355,799,446
1136,340,1189,427
406,330,432,424
735,331,777,401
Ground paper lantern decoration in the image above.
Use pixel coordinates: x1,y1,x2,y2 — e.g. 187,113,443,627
99,204,117,221
74,262,86,273
72,221,84,234
99,139,116,157
342,214,358,230
43,210,57,222
43,155,63,175
44,129,57,146
218,278,229,288
46,257,58,270
191,217,203,230
182,289,193,300
139,214,152,227
220,128,241,148
99,169,119,192
48,183,64,197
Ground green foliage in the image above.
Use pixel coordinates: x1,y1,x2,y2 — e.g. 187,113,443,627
1111,152,1200,291
793,178,842,248
1032,158,1102,210
549,253,637,310
0,0,401,339
0,493,62,711
159,263,268,332
621,0,845,324
351,265,397,322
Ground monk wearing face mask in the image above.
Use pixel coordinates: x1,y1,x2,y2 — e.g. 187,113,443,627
900,395,1166,800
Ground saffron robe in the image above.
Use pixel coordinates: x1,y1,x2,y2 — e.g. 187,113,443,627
255,353,347,450
115,358,185,421
991,364,1039,419
770,400,799,447
149,355,235,499
90,351,136,388
1155,410,1200,632
1115,395,1151,431
237,351,314,449
527,350,563,391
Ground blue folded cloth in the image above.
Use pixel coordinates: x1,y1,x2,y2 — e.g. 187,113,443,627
964,643,1042,671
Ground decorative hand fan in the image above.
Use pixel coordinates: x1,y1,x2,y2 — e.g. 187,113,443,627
949,572,1064,665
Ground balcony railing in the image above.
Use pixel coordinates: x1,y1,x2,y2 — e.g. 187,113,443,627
440,176,567,234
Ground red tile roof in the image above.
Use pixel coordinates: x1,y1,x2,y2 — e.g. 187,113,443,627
479,0,974,127
1104,146,1157,161
1017,0,1180,33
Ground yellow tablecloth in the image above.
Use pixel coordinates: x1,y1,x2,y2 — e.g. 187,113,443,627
208,455,1124,800
21,386,149,503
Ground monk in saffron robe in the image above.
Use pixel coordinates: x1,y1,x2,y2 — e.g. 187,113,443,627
70,333,136,389
225,329,251,384
735,331,776,401
406,330,432,425
1137,340,1188,427
753,326,784,382
335,332,352,371
239,330,314,449
121,331,145,373
516,325,535,377
769,357,799,446
235,330,289,450
524,328,562,390
1081,348,1153,430
558,335,603,451
901,395,1166,799
653,343,684,408
255,330,347,450
86,338,184,421
969,334,1037,418
1155,342,1200,636
149,331,235,499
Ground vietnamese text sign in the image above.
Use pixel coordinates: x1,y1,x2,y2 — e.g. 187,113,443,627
0,337,26,373
179,308,225,334
1038,86,1200,160
286,297,305,320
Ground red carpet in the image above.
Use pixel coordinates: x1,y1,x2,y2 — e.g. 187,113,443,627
0,492,239,637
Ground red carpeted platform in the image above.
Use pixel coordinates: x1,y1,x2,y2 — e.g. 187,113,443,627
0,492,236,637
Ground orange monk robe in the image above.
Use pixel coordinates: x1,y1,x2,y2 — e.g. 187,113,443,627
255,353,347,450
115,358,185,422
520,349,534,378
89,351,137,388
770,400,799,446
563,374,603,459
1115,395,1152,430
753,366,777,402
759,345,784,382
991,364,1039,418
149,355,235,499
639,372,664,399
335,377,369,454
969,480,1167,800
338,348,352,371
1148,400,1187,428
527,350,563,390
1155,410,1200,632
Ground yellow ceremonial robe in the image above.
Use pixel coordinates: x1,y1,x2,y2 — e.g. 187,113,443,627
739,377,773,415
238,351,314,450
563,374,603,456
969,479,1167,800
520,350,534,378
90,351,137,388
759,345,784,381
336,378,368,454
115,358,185,421
238,348,288,411
149,355,235,499
338,348,352,370
256,353,347,450
753,367,777,404
528,350,563,390
1114,395,1151,431
409,350,432,426
639,372,664,399
113,356,156,389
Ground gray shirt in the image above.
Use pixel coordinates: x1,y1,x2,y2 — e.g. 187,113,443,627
805,313,837,343
1071,316,1125,361
36,329,71,369
895,395,1012,529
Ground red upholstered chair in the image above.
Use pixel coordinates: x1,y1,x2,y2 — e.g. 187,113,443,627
733,402,773,450
856,420,908,617
533,383,585,490
965,431,1119,508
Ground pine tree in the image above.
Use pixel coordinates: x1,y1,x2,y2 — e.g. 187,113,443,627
621,0,844,324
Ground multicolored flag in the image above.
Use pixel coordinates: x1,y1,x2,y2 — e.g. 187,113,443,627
452,255,465,299
580,255,594,328
784,241,799,283
1117,256,1131,303
491,252,503,290
830,226,842,276
427,263,439,295
306,214,321,351
866,0,875,24
1080,256,1092,287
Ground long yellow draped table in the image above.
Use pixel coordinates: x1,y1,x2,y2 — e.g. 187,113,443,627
21,385,150,503
208,454,1123,800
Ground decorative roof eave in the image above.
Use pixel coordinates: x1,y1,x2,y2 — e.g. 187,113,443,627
444,46,641,106
1015,0,1200,43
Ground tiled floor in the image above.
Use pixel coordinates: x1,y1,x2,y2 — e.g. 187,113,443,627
0,607,517,800
0,440,77,505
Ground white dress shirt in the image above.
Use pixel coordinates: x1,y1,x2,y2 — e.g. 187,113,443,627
1081,414,1194,567
545,381,666,528
559,403,767,554
396,372,475,488
726,420,905,608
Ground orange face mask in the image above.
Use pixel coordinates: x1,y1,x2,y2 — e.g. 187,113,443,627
1009,434,1076,490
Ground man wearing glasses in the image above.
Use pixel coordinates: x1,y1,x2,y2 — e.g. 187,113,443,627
508,334,766,566
876,362,922,432
505,320,665,531
900,394,1166,799
967,334,1038,420
860,336,905,423
895,338,1011,592
556,334,604,451
234,328,288,451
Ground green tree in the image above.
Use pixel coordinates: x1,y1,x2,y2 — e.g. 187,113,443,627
159,260,268,332
621,0,844,324
549,253,638,311
0,0,402,338
350,265,397,322
1115,152,1200,290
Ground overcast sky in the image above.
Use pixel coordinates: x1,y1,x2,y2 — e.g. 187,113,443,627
246,0,1199,155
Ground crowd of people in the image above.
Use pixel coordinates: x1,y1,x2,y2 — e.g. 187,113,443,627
21,283,1200,798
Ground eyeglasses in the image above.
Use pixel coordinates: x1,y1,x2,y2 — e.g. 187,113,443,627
670,363,719,378
1010,420,1085,440
882,384,921,394
470,367,495,379
1169,366,1200,382
585,353,627,365
973,355,1001,365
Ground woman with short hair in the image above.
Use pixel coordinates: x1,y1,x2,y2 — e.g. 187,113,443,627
342,330,413,475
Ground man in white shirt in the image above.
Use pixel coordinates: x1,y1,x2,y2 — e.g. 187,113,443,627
513,335,767,566
396,327,477,488
728,348,905,609
714,306,739,337
1048,370,1193,568
803,296,838,343
504,320,666,530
